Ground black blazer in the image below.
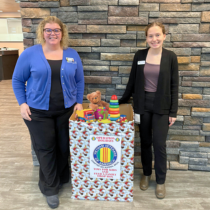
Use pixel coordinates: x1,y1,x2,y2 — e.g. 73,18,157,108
119,48,179,118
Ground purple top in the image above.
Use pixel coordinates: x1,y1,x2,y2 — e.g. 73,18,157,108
144,62,160,92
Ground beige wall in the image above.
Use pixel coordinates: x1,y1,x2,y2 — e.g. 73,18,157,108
0,13,21,18
0,42,24,55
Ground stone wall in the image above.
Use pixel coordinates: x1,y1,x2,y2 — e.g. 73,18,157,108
20,0,210,171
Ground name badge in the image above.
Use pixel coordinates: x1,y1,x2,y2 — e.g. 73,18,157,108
134,113,140,124
137,60,145,65
66,57,74,63
66,57,77,64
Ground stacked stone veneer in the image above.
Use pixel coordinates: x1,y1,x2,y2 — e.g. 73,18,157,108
19,0,210,171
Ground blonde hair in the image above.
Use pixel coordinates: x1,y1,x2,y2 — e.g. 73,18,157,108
36,16,69,49
145,22,166,36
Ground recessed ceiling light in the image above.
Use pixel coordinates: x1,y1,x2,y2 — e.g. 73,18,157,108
17,10,20,12
0,11,3,12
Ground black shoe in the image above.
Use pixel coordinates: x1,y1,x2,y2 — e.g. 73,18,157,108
46,194,59,209
59,183,63,189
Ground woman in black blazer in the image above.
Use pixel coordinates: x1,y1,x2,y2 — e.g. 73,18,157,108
119,22,178,199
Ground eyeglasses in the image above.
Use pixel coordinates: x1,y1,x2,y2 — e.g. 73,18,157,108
43,28,62,35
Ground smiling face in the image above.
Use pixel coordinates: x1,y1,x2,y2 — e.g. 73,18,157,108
146,25,166,50
43,22,62,47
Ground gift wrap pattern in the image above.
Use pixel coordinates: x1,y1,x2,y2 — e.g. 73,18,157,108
69,120,134,202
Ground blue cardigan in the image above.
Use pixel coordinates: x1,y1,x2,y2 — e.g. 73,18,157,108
12,44,84,110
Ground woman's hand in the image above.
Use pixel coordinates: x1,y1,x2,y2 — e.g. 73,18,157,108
169,116,176,127
20,103,31,121
74,103,83,118
74,103,83,112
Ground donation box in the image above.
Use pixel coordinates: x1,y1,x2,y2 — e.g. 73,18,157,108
69,104,134,202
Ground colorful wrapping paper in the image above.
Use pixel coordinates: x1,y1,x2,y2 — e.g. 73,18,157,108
69,120,134,202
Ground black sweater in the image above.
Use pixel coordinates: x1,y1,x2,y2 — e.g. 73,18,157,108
119,48,179,118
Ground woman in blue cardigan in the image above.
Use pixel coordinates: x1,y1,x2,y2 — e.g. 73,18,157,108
12,16,84,208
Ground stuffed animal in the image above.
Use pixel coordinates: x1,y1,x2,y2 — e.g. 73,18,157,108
87,90,109,111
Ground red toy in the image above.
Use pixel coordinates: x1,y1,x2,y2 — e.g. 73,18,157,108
116,115,128,123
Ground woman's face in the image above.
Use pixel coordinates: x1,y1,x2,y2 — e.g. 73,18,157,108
146,26,166,49
43,22,62,46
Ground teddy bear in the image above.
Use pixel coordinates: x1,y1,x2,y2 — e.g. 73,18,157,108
87,90,109,111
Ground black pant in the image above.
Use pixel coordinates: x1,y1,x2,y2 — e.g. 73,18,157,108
24,105,75,196
139,92,169,184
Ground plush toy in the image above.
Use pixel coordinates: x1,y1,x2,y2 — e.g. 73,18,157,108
87,90,109,111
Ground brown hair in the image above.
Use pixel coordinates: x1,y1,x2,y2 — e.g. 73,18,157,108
145,22,166,36
36,16,69,49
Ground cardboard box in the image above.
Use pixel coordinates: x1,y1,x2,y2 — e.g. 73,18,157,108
69,103,134,201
